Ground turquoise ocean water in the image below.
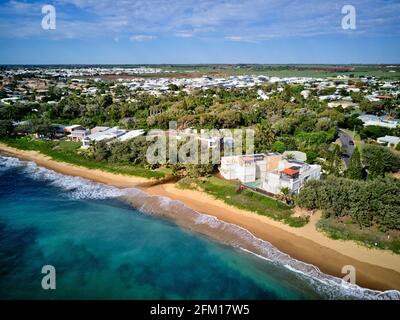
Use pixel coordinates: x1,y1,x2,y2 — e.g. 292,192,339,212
0,155,398,300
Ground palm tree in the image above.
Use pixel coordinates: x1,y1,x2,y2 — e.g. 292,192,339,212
279,187,292,204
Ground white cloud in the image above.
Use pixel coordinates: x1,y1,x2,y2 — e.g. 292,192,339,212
129,34,157,41
175,31,193,38
1,0,399,40
224,36,257,43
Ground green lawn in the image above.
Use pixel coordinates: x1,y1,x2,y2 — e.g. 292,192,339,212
0,137,166,179
177,176,308,227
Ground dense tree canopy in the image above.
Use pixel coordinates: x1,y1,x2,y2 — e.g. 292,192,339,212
296,176,400,230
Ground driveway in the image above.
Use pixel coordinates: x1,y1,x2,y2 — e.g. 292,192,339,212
338,129,355,168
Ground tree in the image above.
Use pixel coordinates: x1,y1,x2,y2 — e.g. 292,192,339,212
362,145,400,179
187,164,215,178
278,187,292,204
324,144,343,176
101,94,113,108
346,147,363,180
296,176,400,230
339,114,363,130
272,141,285,153
168,84,179,91
0,120,13,137
254,120,276,152
217,109,242,128
92,140,110,161
108,141,131,163
359,125,393,140
16,118,56,137
367,149,384,180
305,150,319,164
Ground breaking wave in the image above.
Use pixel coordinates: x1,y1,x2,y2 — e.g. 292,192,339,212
1,155,399,300
0,155,135,200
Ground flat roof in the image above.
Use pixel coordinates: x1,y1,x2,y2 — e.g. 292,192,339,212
281,168,299,176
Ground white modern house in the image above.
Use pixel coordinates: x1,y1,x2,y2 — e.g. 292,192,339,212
65,125,89,142
262,159,321,195
219,153,282,183
67,129,89,142
82,127,144,148
219,153,321,195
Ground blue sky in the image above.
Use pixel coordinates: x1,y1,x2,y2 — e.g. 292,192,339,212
0,0,399,64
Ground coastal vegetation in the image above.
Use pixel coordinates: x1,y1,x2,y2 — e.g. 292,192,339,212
296,176,400,230
296,176,400,252
361,144,400,179
316,218,400,254
0,137,166,179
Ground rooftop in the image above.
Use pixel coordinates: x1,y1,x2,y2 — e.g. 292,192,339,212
281,168,300,176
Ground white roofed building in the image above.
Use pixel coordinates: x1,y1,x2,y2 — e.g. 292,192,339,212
262,159,321,195
82,127,145,148
117,130,145,142
377,135,400,146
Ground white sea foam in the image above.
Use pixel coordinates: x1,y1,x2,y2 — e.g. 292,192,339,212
194,211,400,300
1,154,400,300
0,155,23,171
0,155,135,199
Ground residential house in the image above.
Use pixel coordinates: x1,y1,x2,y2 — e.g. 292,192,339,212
82,127,145,148
358,114,399,129
64,125,84,134
117,129,145,142
65,125,88,142
90,126,110,135
219,153,282,183
82,126,126,148
67,129,88,142
327,101,359,109
262,159,321,195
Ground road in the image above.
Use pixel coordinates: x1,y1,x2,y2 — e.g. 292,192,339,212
338,129,355,168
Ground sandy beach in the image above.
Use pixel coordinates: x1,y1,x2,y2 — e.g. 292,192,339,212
1,142,400,292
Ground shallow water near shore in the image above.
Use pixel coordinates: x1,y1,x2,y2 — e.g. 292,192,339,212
0,155,399,300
